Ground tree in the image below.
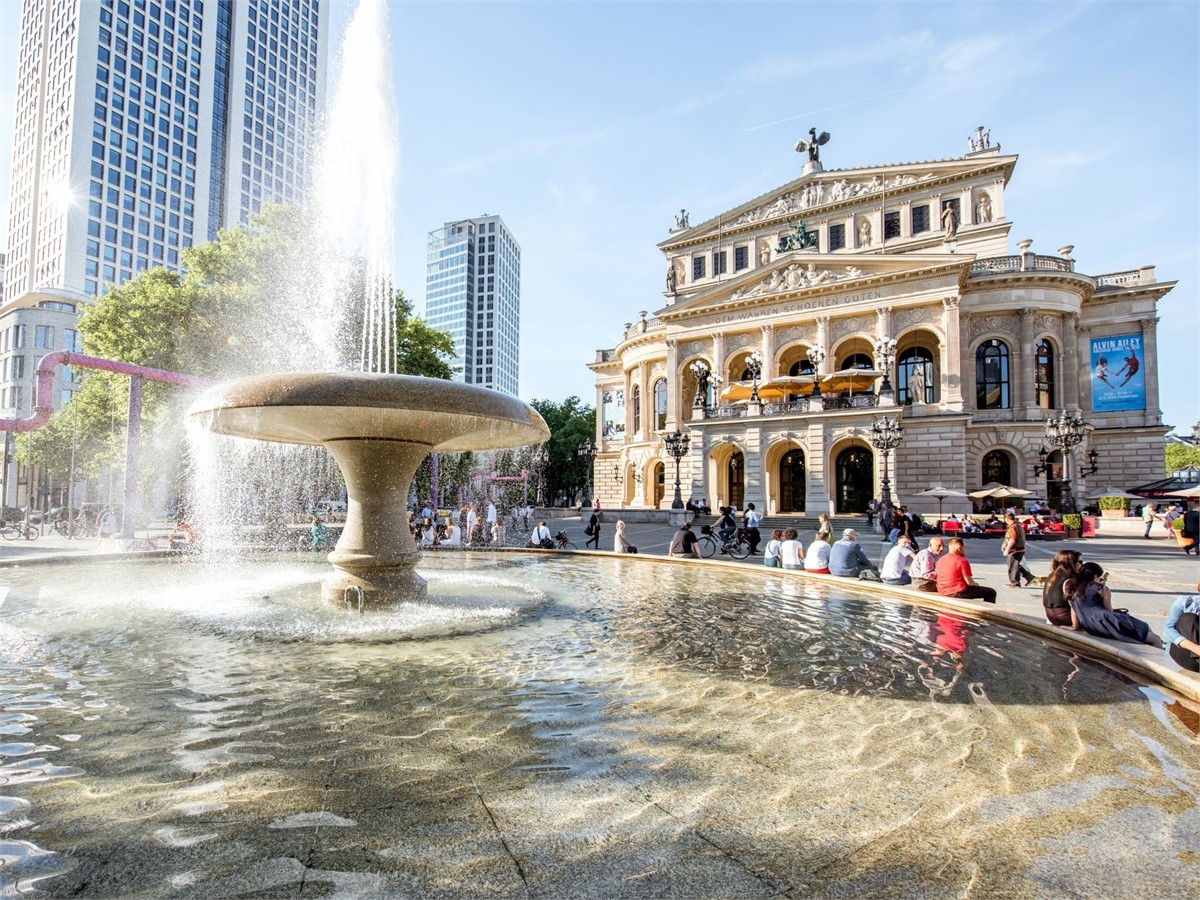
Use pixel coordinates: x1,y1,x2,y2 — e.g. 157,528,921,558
1166,442,1200,473
530,396,594,506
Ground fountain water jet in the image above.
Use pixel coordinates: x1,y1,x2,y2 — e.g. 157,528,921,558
188,372,548,604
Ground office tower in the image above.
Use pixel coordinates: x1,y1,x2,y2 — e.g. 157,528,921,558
0,0,328,504
425,215,521,396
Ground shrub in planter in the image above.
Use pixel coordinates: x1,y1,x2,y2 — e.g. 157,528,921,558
1062,513,1083,534
1098,496,1130,517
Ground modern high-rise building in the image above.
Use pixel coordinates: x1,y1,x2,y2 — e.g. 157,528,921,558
424,215,521,396
0,0,328,504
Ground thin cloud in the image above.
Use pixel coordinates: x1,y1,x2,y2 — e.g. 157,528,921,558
439,129,608,177
744,86,917,132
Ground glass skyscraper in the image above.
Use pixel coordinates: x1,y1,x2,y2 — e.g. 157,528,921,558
425,215,520,396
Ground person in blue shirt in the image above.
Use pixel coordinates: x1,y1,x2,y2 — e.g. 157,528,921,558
828,528,879,578
1163,583,1200,672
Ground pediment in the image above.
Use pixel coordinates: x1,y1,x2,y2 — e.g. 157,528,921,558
661,155,1016,250
657,253,971,321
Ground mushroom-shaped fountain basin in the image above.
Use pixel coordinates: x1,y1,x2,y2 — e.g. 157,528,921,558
188,372,550,605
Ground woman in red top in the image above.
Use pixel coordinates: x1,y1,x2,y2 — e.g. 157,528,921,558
935,538,997,603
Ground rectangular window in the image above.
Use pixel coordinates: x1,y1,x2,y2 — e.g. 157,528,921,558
884,211,901,240
911,205,930,234
829,223,846,251
35,326,55,349
692,256,706,280
13,326,26,349
12,356,25,379
734,246,748,271
713,251,727,276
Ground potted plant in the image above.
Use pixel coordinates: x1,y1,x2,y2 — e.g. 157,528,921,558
1097,496,1130,518
1062,513,1083,538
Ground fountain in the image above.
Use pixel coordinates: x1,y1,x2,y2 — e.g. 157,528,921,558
188,372,548,604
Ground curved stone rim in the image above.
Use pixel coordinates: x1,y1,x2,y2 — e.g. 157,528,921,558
187,371,550,450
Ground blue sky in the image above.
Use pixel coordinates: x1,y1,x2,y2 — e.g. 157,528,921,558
1,1,1197,435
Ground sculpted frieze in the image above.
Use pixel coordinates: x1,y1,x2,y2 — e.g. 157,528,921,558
731,262,860,300
724,332,758,353
775,324,817,347
1033,314,1058,335
968,313,1019,339
831,314,875,341
727,171,938,227
892,305,941,332
678,339,708,361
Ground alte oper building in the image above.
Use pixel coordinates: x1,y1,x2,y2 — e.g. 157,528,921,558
587,129,1175,518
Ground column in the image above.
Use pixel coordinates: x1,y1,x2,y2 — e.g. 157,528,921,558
1140,316,1162,425
1018,307,1036,416
1074,319,1091,413
760,325,776,377
876,307,892,340
712,332,726,383
815,317,831,374
665,339,679,428
1062,312,1081,410
941,297,964,411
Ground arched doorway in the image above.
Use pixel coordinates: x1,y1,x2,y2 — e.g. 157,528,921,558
727,451,745,510
835,446,873,514
779,449,806,513
1044,450,1064,511
981,449,1012,486
649,461,665,507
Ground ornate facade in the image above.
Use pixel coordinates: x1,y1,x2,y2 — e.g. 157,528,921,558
588,132,1175,517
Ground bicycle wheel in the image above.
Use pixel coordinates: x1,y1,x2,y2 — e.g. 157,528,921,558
698,535,717,558
0,527,17,541
23,526,39,541
558,540,576,550
727,538,751,560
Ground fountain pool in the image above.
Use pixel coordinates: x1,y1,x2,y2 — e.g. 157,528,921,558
1,552,1197,897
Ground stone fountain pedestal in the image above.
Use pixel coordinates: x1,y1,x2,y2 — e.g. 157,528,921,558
189,372,549,605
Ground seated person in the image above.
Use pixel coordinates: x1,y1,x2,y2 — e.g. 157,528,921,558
828,529,879,578
1163,583,1200,671
779,527,804,570
804,535,832,574
1067,563,1162,647
910,537,944,592
881,535,915,585
441,518,462,547
935,538,996,603
1023,517,1040,535
668,521,700,558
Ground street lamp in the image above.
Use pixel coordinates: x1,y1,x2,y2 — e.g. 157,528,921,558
869,415,904,506
807,346,826,397
689,360,711,409
1035,410,1097,513
746,350,764,403
577,439,595,508
874,336,898,400
664,429,690,510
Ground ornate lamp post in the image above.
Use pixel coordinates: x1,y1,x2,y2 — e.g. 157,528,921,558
874,336,898,402
577,438,595,509
664,429,690,510
1034,410,1098,513
746,350,765,403
869,415,904,506
807,346,826,397
689,360,711,409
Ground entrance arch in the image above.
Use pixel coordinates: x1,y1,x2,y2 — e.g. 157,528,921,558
835,445,873,514
778,449,806,513
648,461,665,508
727,451,745,509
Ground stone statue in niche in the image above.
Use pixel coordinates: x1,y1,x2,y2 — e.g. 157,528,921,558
909,367,927,405
857,219,873,248
675,260,686,286
666,262,677,293
941,204,959,239
758,241,771,265
974,192,992,223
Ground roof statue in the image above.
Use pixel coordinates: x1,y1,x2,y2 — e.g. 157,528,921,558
794,127,830,163
778,220,819,253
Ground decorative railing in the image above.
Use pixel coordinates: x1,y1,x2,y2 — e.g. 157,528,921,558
703,405,748,420
761,398,811,416
1095,270,1141,288
826,394,880,410
970,254,1074,276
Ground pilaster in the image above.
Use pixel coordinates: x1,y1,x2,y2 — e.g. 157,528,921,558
1018,307,1036,415
941,297,964,411
1063,312,1081,410
1140,316,1162,425
665,339,679,428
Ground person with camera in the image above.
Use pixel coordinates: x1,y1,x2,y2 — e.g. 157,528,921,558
1065,562,1163,647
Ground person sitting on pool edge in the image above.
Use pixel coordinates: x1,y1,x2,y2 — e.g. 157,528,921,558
935,538,996,603
668,520,700,558
828,528,879,579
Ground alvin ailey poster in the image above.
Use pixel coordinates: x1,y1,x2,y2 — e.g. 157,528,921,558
1089,333,1146,412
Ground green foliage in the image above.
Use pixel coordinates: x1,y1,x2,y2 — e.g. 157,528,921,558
1061,513,1083,531
530,396,594,506
1166,443,1200,472
1173,516,1185,531
1097,496,1129,510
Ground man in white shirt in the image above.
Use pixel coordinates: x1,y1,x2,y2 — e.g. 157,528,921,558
529,520,553,548
881,535,915,585
485,501,497,543
909,536,944,592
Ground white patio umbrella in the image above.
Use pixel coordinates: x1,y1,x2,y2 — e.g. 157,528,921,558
1083,485,1145,500
1165,484,1200,499
915,485,970,519
969,483,1034,500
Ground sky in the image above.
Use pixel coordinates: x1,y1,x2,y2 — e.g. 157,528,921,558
0,0,1197,435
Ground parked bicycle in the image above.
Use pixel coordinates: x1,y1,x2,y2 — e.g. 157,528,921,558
697,524,751,560
553,530,576,550
0,520,39,541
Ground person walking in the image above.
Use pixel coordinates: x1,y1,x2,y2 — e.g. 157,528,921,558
742,503,762,555
935,538,997,603
1142,502,1161,539
1001,513,1036,587
585,509,601,549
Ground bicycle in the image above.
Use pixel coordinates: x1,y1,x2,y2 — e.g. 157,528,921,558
697,524,751,560
0,520,39,541
553,530,576,550
53,518,73,538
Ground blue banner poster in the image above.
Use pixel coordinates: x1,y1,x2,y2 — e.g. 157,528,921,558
1089,333,1145,412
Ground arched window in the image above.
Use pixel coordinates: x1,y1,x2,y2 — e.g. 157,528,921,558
788,358,816,376
653,378,667,430
1035,339,1055,410
898,347,934,405
982,449,1011,486
840,352,874,370
631,384,641,433
975,340,1010,409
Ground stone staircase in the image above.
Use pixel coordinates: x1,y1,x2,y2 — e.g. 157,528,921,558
695,513,879,539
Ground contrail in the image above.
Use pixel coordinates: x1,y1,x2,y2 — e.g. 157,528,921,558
744,87,914,132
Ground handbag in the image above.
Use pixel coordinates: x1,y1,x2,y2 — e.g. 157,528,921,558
584,523,595,536
625,545,638,554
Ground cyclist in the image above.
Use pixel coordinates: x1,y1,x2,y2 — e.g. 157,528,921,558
714,506,738,548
